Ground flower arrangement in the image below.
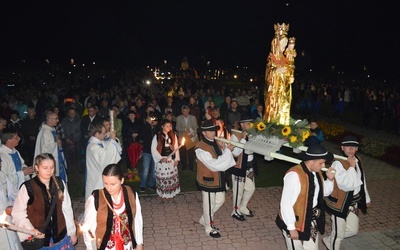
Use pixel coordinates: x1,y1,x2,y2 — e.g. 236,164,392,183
361,137,388,158
312,120,400,167
246,118,310,148
317,121,346,140
125,169,140,183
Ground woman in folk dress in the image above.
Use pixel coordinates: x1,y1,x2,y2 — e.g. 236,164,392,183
151,119,181,202
82,164,143,250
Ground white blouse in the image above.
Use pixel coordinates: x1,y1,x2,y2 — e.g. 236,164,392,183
11,180,76,241
82,191,143,250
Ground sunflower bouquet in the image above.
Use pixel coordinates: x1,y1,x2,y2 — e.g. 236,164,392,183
246,118,310,148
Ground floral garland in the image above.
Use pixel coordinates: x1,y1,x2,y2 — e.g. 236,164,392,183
246,117,310,148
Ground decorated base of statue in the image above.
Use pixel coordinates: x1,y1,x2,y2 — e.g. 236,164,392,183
246,118,309,164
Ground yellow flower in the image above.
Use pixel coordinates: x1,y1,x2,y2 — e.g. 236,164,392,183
302,130,310,141
256,122,266,131
282,126,291,136
249,122,254,128
290,135,297,143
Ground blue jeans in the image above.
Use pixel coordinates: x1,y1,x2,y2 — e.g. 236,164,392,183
140,152,155,188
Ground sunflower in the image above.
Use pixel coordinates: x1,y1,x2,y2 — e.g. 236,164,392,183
256,121,266,131
249,122,254,128
289,135,297,143
302,130,310,141
282,126,291,136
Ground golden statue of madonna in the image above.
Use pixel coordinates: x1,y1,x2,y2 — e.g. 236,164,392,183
264,23,296,125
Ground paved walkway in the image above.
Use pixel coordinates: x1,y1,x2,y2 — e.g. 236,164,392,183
72,121,400,250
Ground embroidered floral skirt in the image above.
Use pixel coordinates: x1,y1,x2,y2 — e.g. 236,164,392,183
155,161,180,198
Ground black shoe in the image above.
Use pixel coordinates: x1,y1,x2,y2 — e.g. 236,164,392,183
139,188,145,193
209,230,221,238
244,208,255,217
148,186,155,191
232,213,246,221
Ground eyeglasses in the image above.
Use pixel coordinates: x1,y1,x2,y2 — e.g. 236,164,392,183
12,135,21,140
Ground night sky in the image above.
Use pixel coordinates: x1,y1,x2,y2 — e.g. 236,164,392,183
1,1,396,77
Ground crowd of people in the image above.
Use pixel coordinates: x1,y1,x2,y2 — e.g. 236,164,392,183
0,65,393,249
0,66,267,248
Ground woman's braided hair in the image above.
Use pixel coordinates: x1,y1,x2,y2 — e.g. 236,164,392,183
34,153,64,201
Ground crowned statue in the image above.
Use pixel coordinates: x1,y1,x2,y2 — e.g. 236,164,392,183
214,23,344,165
264,23,296,126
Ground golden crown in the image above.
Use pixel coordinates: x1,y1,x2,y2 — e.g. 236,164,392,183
274,23,289,36
288,37,296,44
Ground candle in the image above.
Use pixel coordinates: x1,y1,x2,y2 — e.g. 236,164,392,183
79,223,93,238
167,138,185,158
80,224,97,250
0,212,36,236
0,223,36,236
109,110,115,132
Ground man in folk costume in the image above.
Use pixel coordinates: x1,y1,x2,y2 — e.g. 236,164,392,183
85,124,122,200
276,144,336,250
323,136,371,250
34,111,68,183
195,120,236,238
229,114,257,221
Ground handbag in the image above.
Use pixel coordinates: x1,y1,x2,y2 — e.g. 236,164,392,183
21,194,57,250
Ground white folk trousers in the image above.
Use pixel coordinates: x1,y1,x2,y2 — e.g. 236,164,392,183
199,191,225,234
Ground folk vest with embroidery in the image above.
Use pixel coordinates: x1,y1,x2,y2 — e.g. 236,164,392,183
229,130,245,177
25,176,66,244
94,185,137,250
324,157,367,218
156,131,176,156
276,163,325,241
195,141,225,192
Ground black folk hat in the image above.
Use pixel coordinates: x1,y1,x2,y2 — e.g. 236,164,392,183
239,113,253,123
341,135,359,147
199,120,220,132
300,144,334,161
